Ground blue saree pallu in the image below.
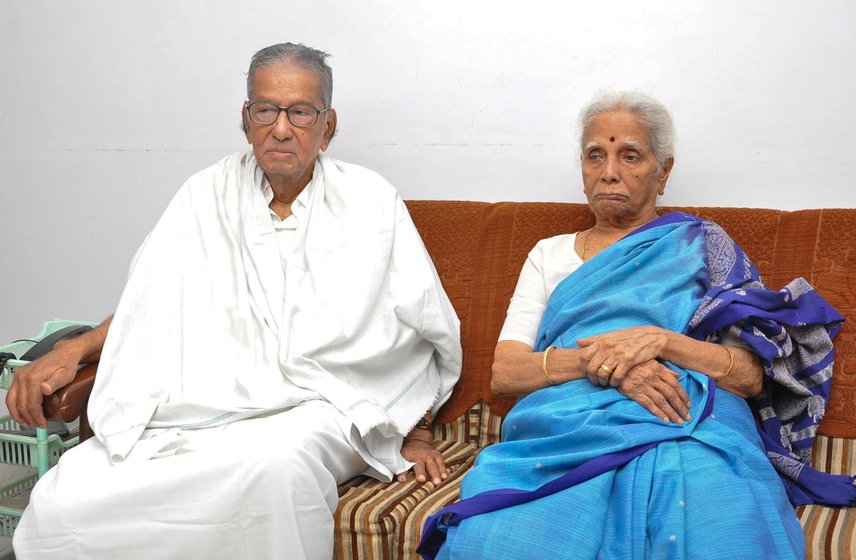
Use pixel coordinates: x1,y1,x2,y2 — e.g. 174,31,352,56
420,213,843,559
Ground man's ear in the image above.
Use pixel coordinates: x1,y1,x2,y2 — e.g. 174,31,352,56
320,108,338,151
241,104,251,143
658,156,674,195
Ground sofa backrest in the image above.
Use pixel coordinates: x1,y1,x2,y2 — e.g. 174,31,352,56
405,201,856,439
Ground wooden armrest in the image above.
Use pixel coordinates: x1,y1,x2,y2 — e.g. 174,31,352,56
42,362,98,441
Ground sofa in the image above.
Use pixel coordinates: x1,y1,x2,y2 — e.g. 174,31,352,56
44,201,856,559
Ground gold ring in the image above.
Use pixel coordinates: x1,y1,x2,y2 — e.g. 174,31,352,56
599,364,614,374
426,458,435,464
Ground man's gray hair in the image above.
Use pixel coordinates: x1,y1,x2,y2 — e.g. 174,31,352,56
578,91,675,171
247,42,333,107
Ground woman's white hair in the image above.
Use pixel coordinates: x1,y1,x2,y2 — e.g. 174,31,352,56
578,91,675,171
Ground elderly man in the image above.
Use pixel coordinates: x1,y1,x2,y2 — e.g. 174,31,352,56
8,43,461,559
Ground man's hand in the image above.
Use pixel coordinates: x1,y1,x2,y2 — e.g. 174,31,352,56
615,359,692,424
398,430,448,486
6,315,111,428
6,344,81,428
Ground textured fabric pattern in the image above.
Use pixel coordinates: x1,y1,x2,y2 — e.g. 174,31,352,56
404,202,496,426
656,215,847,505
800,435,856,560
802,210,856,439
333,401,501,559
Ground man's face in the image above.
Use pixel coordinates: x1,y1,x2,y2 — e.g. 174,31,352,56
243,63,336,188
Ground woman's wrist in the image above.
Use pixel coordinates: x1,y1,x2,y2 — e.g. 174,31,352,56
655,329,680,364
545,347,589,383
655,331,742,382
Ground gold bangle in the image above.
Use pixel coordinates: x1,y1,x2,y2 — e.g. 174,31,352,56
721,345,734,379
542,346,557,386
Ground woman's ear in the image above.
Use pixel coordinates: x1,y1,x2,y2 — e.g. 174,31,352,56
658,157,675,195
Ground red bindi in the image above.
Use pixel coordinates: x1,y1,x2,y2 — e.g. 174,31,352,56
609,136,615,142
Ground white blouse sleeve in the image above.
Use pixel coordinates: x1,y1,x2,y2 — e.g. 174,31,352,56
498,234,581,348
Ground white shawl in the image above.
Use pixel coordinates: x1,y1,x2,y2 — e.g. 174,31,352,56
88,152,461,469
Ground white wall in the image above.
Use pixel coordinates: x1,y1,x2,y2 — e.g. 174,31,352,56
2,0,855,342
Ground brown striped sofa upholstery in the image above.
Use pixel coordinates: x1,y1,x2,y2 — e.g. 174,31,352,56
331,202,856,560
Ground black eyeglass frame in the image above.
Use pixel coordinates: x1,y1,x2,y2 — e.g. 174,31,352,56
244,101,332,128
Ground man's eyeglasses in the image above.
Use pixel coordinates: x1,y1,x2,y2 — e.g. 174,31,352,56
245,102,331,128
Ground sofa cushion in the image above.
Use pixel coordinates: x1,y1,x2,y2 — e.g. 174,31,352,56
799,435,856,560
333,401,502,559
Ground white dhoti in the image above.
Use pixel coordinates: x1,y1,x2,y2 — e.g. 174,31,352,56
14,401,367,560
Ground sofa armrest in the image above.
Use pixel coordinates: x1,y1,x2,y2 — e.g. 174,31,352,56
43,362,97,441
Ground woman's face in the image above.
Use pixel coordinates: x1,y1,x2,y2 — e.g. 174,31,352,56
581,110,673,225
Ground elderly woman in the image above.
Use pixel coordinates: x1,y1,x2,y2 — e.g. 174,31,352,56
419,92,846,559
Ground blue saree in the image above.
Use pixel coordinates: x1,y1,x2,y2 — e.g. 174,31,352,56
420,213,844,559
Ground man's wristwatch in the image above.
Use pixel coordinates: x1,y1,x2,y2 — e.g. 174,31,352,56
415,417,431,431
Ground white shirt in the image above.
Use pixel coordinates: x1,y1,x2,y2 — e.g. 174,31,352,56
259,175,313,270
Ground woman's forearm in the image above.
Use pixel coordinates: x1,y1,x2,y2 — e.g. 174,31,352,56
659,331,764,397
492,339,693,424
577,326,765,398
491,340,588,396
